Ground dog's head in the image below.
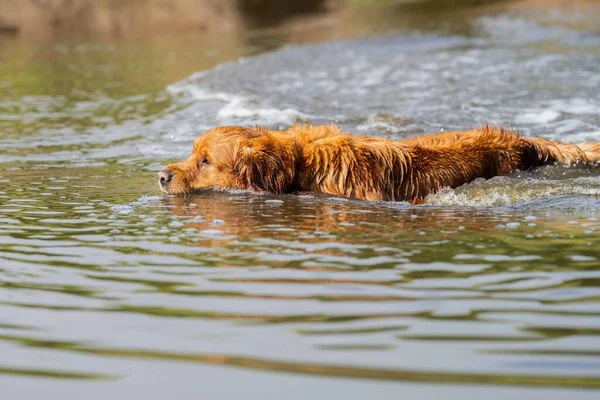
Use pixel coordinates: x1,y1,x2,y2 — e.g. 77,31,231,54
158,126,300,195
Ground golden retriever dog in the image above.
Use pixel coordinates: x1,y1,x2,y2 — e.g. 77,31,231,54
158,124,600,203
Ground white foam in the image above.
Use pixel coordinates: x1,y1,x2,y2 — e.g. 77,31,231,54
550,98,600,115
560,130,600,143
167,81,310,125
216,96,307,124
168,85,232,102
132,196,161,205
265,199,284,204
515,110,561,124
355,114,408,133
111,205,133,215
426,175,600,208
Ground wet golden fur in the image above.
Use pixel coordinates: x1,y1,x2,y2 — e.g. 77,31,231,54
158,125,600,203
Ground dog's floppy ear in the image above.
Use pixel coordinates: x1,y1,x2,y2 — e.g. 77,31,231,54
234,133,298,193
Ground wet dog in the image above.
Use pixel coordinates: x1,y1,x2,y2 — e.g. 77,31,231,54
158,124,600,203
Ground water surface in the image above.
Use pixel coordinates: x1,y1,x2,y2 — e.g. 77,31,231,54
1,1,600,398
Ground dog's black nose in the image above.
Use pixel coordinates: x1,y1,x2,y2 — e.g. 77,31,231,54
158,169,173,186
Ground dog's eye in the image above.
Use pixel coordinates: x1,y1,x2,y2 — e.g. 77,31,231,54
199,158,209,166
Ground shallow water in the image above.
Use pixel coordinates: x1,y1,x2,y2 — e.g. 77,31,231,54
1,1,600,398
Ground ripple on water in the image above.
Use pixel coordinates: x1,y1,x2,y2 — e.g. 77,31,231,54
2,6,600,396
2,169,600,390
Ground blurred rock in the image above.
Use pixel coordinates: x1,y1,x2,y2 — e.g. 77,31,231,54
0,0,345,40
0,0,242,39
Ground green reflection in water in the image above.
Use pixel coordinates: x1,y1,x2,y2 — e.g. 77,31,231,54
0,333,599,388
0,366,114,381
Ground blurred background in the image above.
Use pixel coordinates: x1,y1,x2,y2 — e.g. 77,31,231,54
2,1,600,399
1,0,598,103
2,0,598,39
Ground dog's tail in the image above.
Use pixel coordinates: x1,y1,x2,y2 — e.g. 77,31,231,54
520,137,600,168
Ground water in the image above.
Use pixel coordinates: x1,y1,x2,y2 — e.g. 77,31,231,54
1,1,600,398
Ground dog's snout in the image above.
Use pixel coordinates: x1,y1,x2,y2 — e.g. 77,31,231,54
158,169,173,186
